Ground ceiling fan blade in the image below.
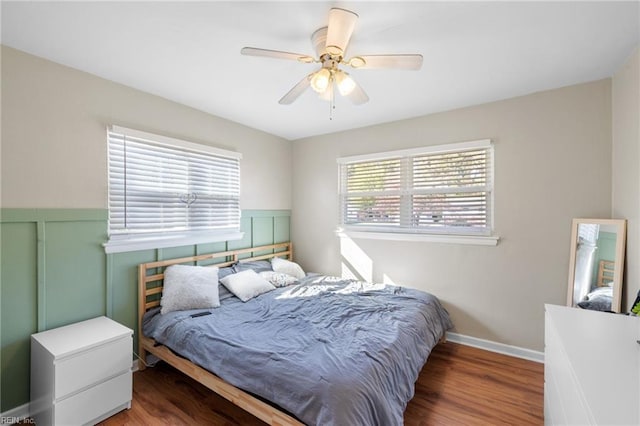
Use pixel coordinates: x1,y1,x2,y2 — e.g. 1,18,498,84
279,74,312,105
349,54,423,70
241,47,314,63
344,79,369,105
325,8,358,56
311,27,328,57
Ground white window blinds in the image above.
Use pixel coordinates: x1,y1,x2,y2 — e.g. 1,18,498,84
338,140,493,235
578,223,600,244
108,126,241,237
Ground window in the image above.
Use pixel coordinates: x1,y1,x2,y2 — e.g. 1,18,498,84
105,126,242,253
338,139,494,238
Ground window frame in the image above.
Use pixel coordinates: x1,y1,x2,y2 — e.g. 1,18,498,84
336,139,498,245
104,125,243,254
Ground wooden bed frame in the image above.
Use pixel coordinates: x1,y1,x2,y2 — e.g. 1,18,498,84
137,242,303,426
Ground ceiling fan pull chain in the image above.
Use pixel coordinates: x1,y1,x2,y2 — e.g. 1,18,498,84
330,84,335,121
329,91,334,121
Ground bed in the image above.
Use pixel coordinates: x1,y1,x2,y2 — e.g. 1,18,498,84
138,242,452,425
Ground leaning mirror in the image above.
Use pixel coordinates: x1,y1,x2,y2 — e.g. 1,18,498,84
567,218,626,312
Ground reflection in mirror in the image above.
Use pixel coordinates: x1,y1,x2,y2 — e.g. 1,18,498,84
567,218,626,312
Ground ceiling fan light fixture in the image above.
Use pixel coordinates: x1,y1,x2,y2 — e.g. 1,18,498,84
335,70,356,96
318,81,334,101
310,68,331,93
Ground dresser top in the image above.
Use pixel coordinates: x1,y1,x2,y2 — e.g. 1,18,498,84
32,316,132,358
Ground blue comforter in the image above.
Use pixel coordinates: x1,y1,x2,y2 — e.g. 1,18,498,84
143,274,452,425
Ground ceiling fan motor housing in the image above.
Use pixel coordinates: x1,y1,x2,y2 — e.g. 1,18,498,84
311,27,328,57
320,54,341,70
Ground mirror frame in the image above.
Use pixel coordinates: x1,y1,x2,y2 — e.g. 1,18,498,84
567,218,627,312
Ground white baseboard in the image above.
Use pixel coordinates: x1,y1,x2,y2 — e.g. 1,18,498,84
0,402,31,423
446,332,544,363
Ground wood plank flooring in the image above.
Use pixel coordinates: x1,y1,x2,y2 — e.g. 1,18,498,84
99,342,543,425
405,342,543,425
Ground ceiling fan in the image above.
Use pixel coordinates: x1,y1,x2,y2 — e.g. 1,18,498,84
241,7,423,106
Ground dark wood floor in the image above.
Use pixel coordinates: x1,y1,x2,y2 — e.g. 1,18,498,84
100,342,543,425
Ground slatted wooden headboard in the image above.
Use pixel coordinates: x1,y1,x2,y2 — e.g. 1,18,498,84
138,241,292,320
597,259,615,287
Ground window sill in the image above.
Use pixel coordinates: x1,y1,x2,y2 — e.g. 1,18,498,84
103,231,244,254
335,229,499,246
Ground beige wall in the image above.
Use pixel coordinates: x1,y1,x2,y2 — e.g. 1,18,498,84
292,80,612,352
1,46,292,209
613,47,640,310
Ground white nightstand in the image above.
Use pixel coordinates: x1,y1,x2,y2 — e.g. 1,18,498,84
30,316,133,426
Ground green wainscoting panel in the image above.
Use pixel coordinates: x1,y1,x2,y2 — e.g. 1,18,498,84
0,208,290,413
196,242,228,266
109,250,157,339
44,221,107,330
252,217,275,256
274,216,291,244
0,222,38,411
159,245,197,263
228,216,253,256
0,209,107,223
232,210,291,257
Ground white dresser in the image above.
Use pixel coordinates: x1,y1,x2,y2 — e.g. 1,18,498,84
30,316,133,426
545,304,640,425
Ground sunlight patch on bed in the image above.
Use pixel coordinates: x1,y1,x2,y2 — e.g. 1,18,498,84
336,281,386,294
276,284,331,299
276,276,341,299
274,274,391,300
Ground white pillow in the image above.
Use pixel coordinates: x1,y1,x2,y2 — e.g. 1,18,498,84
259,271,298,288
161,265,220,314
220,270,275,302
271,257,305,279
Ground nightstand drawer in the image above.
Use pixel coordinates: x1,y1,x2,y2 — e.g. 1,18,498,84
55,336,131,398
55,371,132,426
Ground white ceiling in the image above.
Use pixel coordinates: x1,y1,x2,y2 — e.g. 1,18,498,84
2,1,638,140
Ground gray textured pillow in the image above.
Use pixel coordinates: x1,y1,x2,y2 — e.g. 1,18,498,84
160,265,220,314
218,267,236,301
220,270,275,302
232,260,273,273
